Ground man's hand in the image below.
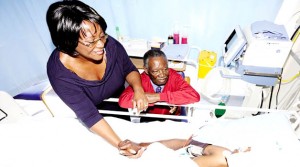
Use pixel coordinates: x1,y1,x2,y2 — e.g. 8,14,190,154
169,106,178,114
145,93,160,104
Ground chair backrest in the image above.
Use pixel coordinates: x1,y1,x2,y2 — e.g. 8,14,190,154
176,71,188,119
41,86,77,118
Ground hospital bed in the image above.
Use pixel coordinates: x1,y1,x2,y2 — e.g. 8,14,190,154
3,23,300,166
1,89,300,167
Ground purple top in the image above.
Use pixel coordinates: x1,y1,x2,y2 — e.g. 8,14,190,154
47,36,138,128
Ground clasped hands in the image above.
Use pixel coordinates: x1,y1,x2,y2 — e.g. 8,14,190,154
118,139,147,158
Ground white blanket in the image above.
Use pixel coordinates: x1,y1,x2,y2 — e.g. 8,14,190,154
0,117,196,167
194,112,300,167
0,112,299,167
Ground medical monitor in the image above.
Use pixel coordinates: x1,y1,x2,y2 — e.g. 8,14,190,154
223,25,247,66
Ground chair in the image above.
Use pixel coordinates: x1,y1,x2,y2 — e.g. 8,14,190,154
176,71,189,122
13,80,50,100
41,86,77,118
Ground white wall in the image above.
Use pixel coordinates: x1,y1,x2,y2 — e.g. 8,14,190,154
0,0,283,96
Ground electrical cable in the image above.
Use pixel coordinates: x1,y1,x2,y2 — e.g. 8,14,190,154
277,18,300,109
252,90,264,116
275,77,282,109
268,86,274,109
281,71,300,83
291,25,300,42
260,90,264,109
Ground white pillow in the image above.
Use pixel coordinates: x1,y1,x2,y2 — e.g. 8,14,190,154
0,91,27,123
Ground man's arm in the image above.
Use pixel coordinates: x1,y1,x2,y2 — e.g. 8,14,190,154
139,139,187,150
118,85,135,108
160,71,200,105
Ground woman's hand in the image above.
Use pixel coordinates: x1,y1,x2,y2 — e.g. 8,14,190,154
118,139,146,158
125,71,148,113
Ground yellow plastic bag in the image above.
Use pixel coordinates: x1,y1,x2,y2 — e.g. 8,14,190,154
198,50,217,78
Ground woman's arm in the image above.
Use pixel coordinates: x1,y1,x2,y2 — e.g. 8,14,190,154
90,119,121,148
125,71,148,112
90,118,145,158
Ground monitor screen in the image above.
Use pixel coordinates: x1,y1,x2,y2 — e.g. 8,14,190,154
223,25,247,66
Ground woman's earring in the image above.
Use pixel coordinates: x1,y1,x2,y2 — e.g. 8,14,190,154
73,51,79,56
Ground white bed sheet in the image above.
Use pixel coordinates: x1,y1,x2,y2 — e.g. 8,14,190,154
0,117,196,167
194,112,300,167
1,112,300,167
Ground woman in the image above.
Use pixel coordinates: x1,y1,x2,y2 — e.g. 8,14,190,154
46,0,148,158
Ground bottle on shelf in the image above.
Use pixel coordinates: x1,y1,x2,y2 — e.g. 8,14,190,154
173,33,179,44
115,26,123,42
181,25,189,44
173,23,180,44
168,35,173,45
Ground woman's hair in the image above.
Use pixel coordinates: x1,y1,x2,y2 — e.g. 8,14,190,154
46,0,107,56
143,49,167,68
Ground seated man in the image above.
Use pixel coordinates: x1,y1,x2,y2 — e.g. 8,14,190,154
119,49,200,122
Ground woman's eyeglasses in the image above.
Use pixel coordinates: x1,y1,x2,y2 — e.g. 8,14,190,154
78,34,108,48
